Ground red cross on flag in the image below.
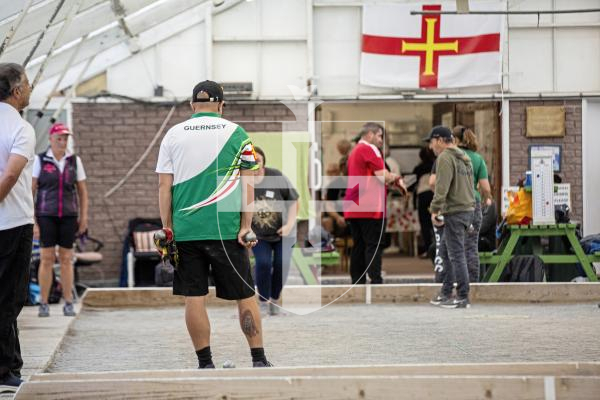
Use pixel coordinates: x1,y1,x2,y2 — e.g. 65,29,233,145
361,3,504,89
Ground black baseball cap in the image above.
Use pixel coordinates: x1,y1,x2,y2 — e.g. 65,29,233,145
423,125,452,142
192,80,224,103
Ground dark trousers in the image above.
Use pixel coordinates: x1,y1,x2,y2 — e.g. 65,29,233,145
417,191,434,253
439,212,473,299
253,237,294,301
348,219,384,284
465,201,482,282
0,224,33,378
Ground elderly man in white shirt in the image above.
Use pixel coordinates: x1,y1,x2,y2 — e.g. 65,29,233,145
0,63,35,393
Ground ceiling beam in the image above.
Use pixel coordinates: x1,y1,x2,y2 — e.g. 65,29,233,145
0,0,35,57
1,0,156,64
30,0,244,98
0,0,104,44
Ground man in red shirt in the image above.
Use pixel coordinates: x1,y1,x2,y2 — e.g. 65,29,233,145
344,123,404,284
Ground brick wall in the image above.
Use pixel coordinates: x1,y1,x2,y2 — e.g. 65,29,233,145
508,100,582,222
72,101,305,285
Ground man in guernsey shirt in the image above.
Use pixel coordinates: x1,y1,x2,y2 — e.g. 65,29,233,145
156,80,272,368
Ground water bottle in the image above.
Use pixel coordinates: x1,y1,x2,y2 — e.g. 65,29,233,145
525,171,532,187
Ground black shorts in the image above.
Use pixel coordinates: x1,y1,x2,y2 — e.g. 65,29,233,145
37,216,78,249
174,240,256,300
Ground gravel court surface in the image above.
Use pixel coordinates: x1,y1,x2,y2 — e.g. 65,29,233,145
47,303,600,371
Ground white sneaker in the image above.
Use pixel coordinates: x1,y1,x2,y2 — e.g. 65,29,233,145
383,246,400,254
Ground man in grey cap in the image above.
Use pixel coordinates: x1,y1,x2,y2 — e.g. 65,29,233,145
424,126,475,308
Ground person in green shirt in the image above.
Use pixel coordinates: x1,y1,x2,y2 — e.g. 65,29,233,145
453,125,492,283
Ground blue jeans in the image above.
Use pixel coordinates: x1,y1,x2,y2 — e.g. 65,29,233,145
253,237,295,302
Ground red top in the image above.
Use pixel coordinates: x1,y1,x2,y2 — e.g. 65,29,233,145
344,140,386,219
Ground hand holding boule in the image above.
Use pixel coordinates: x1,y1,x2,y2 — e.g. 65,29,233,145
244,231,257,243
240,231,257,248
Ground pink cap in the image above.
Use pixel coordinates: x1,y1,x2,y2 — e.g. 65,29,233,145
49,123,71,136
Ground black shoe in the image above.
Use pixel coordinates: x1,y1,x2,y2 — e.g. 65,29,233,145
198,362,215,369
430,293,451,306
0,372,22,394
440,297,470,309
252,360,273,368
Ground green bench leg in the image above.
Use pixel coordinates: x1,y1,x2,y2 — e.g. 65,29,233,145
291,248,318,285
565,229,599,282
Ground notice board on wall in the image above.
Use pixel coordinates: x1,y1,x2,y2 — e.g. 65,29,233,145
526,106,565,137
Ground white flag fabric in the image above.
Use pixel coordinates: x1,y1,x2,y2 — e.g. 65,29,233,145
360,2,504,89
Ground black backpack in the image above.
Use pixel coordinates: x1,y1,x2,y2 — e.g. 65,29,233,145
501,255,545,282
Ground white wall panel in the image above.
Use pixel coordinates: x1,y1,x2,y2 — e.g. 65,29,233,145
211,0,306,97
260,42,307,97
555,28,600,92
107,25,206,98
583,100,600,236
314,6,361,96
508,29,553,92
508,0,552,26
555,0,600,25
157,24,206,97
260,0,306,38
213,0,259,38
107,50,157,98
213,42,259,90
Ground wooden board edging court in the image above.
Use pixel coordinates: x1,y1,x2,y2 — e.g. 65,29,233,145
28,362,600,381
81,283,600,308
16,375,600,400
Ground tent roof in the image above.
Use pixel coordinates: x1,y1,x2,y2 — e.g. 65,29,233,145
0,0,242,95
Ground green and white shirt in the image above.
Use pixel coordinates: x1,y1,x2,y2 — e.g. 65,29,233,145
156,112,258,241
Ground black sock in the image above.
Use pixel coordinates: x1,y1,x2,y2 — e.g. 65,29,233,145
250,347,267,363
196,346,213,368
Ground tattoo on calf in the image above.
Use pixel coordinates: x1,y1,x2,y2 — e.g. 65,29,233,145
240,309,259,337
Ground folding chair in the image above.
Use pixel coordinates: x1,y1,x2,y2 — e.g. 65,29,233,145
125,218,162,287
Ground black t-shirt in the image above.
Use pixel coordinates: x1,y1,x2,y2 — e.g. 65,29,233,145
252,167,299,242
413,161,434,185
325,176,347,202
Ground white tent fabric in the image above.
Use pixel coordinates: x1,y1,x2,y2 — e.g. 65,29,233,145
0,0,242,97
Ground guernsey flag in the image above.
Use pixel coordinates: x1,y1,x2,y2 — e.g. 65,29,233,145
360,2,504,89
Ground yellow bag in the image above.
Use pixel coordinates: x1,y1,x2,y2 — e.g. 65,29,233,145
506,188,532,225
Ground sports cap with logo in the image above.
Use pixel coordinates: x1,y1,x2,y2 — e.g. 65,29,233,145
191,80,224,103
49,122,72,136
423,125,452,142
